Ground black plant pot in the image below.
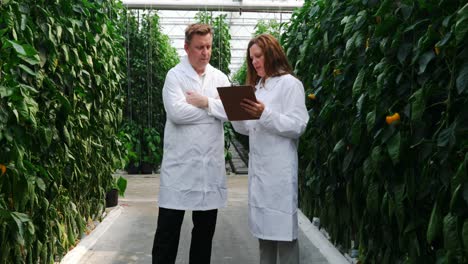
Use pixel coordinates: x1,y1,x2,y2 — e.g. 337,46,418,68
105,189,119,207
126,162,139,174
140,162,153,174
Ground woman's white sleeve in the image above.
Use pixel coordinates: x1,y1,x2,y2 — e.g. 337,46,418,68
231,121,250,135
258,81,309,139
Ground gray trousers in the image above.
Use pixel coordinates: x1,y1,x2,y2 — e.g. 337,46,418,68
259,239,299,264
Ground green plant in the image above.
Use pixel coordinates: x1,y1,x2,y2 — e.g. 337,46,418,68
111,176,127,197
195,11,231,75
142,127,162,166
123,10,178,173
0,0,126,262
119,121,141,167
283,0,468,263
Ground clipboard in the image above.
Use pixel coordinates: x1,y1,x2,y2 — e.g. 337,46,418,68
217,85,259,121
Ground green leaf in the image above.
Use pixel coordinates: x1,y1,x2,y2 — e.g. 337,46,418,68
427,200,442,243
18,64,36,76
462,220,468,255
352,68,366,98
17,44,41,66
363,158,373,176
418,51,435,74
366,181,379,215
356,93,366,118
399,3,413,20
41,127,53,147
366,111,376,132
387,132,400,165
375,0,393,16
0,86,14,98
397,43,412,64
394,184,406,231
341,15,352,36
455,3,468,44
437,123,456,147
449,184,463,212
436,32,452,48
61,45,69,62
350,121,361,145
410,88,425,121
11,212,30,245
56,25,62,42
456,63,468,94
443,214,462,255
464,183,468,206
345,34,357,52
6,39,26,56
333,139,345,153
36,177,46,192
116,176,127,197
404,19,430,33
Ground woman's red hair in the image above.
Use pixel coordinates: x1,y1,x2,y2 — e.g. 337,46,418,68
246,34,292,86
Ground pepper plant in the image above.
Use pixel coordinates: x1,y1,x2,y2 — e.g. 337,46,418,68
121,10,178,173
283,0,468,263
195,11,231,75
0,0,126,262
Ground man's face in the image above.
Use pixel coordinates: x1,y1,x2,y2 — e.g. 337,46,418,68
184,33,212,74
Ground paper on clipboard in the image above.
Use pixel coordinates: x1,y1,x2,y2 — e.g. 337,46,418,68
216,85,259,121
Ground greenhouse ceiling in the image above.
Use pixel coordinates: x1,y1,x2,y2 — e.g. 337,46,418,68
121,0,304,12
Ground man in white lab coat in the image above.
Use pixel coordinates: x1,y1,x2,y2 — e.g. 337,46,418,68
151,24,230,264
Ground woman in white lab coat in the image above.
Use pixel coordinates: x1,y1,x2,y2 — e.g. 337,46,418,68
231,34,309,264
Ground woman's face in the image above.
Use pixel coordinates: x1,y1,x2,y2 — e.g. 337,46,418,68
249,44,265,78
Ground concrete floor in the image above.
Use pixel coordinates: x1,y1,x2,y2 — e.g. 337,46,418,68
75,174,331,264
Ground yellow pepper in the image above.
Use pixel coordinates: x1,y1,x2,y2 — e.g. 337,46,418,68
308,93,316,100
386,113,400,125
0,164,6,176
333,69,342,76
376,16,382,24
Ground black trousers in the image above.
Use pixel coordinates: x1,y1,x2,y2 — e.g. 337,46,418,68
152,207,218,264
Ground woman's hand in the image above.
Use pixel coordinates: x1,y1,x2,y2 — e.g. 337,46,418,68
240,99,265,118
186,90,208,108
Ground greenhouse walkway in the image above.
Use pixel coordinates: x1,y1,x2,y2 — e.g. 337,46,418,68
60,174,349,264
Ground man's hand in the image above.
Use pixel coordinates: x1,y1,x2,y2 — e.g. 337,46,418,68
186,90,208,108
240,99,265,118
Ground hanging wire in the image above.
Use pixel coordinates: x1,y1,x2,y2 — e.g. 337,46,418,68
279,6,283,35
145,3,150,130
218,2,223,72
126,9,132,122
149,6,153,129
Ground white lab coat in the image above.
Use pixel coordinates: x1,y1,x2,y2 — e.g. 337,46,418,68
158,56,230,210
231,74,309,241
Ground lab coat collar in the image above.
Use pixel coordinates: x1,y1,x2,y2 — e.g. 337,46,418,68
181,56,214,82
258,75,282,91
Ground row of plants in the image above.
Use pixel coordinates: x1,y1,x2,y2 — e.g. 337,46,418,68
120,10,178,174
283,0,467,263
0,0,126,262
